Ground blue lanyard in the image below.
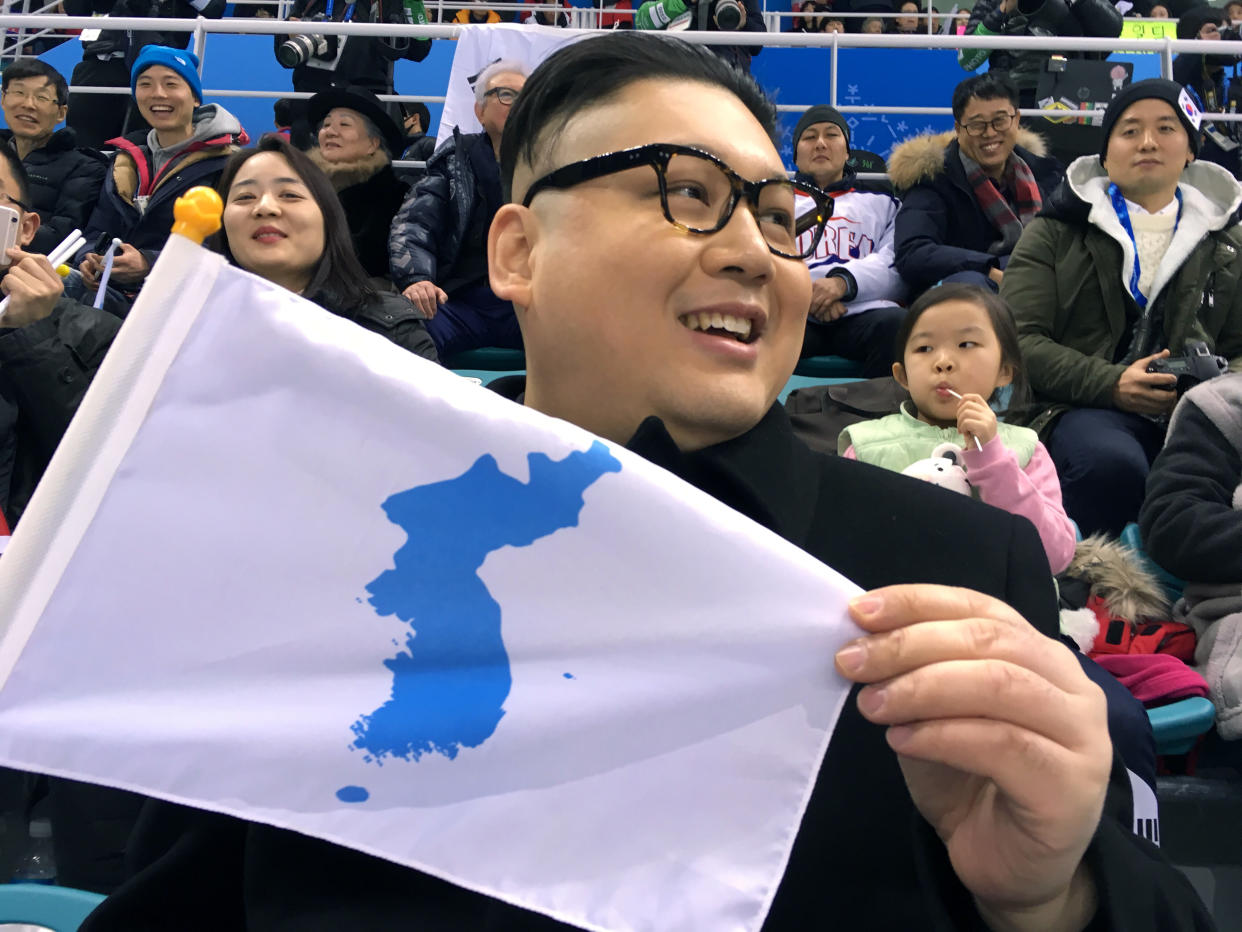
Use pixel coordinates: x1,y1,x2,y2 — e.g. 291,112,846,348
1109,182,1182,309
323,0,356,20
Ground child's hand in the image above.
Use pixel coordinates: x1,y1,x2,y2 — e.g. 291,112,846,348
956,393,997,448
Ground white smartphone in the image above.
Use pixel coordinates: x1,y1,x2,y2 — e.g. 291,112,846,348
0,206,20,268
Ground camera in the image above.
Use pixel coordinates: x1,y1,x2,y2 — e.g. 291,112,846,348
698,0,745,29
1146,340,1228,394
276,15,338,68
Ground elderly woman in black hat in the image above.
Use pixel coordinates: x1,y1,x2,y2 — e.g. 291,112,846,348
307,86,408,283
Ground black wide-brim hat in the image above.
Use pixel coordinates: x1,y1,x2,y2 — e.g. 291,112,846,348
307,86,406,157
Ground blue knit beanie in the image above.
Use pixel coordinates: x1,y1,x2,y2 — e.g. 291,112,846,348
130,46,203,103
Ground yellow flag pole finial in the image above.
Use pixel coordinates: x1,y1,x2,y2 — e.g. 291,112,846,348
172,187,224,244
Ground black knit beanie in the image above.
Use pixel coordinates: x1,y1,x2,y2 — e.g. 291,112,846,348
1176,4,1225,39
1099,78,1203,159
793,105,851,153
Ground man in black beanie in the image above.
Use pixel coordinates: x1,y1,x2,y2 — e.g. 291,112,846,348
791,104,907,376
1173,4,1240,176
1002,77,1242,537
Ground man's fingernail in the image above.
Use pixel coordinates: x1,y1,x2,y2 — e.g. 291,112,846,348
835,643,866,674
857,686,886,716
886,725,912,750
849,594,883,617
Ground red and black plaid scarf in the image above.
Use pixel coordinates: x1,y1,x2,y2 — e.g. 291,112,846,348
960,150,1042,255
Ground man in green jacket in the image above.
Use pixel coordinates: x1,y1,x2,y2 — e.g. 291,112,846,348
1002,78,1242,537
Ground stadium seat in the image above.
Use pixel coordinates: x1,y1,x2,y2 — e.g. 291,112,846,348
1119,522,1185,603
1149,698,1218,757
0,883,105,931
442,348,526,371
793,356,866,379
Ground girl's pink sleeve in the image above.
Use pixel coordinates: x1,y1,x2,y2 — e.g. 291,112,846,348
842,446,858,460
962,438,1077,575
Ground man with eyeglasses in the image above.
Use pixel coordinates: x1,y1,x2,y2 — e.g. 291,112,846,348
0,146,120,528
0,59,107,257
389,61,528,358
81,33,1207,932
890,73,1063,295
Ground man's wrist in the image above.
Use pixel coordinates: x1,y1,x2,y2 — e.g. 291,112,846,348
826,269,857,302
974,862,1097,932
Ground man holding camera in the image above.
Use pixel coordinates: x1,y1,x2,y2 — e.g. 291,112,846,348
277,0,432,98
276,0,433,145
1001,79,1242,537
1174,4,1242,178
634,0,765,71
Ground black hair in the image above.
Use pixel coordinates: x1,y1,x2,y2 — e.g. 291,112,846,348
402,100,432,133
0,146,31,208
951,73,1019,122
273,97,295,128
1,58,68,107
893,282,1030,411
500,32,777,201
209,136,379,317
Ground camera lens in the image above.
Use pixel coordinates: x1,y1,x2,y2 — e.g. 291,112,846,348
712,0,744,29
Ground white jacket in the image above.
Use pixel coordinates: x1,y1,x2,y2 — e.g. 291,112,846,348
797,184,907,317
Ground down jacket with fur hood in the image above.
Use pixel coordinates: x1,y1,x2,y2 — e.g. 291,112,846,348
1001,156,1242,437
888,129,1063,293
309,147,408,282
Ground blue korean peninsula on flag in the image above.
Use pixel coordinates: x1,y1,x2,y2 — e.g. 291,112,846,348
0,229,860,932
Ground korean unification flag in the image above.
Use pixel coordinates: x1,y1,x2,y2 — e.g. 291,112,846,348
0,234,860,932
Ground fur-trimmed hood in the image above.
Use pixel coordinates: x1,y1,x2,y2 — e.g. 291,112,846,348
1064,535,1171,624
308,146,390,193
887,128,1049,192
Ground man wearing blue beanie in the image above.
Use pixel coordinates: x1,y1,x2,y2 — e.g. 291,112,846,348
67,45,247,313
130,45,204,104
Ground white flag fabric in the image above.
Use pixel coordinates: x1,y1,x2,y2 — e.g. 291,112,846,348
0,234,861,932
437,24,592,147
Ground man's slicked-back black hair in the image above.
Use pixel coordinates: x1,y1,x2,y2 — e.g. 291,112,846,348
950,72,1019,122
500,32,778,201
0,145,31,207
1,58,69,107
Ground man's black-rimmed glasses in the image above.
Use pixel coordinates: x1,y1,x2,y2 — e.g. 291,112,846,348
482,87,520,105
521,143,833,260
958,112,1017,137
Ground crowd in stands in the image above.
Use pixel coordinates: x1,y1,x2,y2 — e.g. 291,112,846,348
0,5,1240,926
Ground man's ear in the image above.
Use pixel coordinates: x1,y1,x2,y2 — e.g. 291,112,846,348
55,103,68,126
18,208,39,249
489,203,536,311
892,361,908,389
474,101,485,126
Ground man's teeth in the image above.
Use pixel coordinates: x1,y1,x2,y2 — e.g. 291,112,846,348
680,312,753,341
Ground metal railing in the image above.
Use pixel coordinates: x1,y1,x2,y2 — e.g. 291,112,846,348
3,15,1242,126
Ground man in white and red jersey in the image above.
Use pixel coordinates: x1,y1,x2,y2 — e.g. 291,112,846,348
793,105,906,377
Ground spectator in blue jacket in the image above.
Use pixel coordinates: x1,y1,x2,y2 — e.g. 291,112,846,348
388,61,527,359
888,73,1063,296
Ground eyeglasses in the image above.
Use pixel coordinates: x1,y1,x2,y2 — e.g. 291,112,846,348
958,112,1017,137
522,143,833,260
2,87,58,107
482,87,520,105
